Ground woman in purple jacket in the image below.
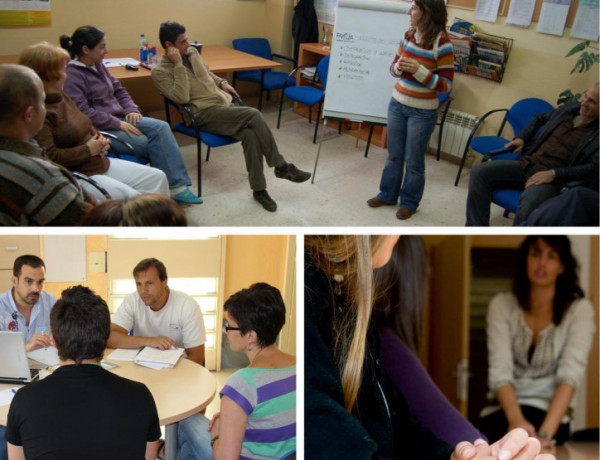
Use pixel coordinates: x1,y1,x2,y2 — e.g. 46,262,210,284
60,25,202,205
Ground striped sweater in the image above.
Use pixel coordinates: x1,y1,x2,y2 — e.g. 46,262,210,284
220,365,296,460
390,31,454,110
0,138,94,226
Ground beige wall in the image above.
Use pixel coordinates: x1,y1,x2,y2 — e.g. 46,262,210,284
223,235,291,299
443,7,598,136
1,0,596,136
0,0,292,55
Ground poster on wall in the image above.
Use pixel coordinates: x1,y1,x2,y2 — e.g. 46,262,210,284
315,0,337,24
537,0,571,36
0,0,51,26
570,0,599,41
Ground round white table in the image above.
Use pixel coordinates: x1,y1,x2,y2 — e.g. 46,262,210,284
1,351,216,460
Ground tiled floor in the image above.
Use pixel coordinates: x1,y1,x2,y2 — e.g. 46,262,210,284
151,100,513,227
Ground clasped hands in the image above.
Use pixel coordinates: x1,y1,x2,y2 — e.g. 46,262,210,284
395,56,419,74
452,428,555,460
86,133,110,157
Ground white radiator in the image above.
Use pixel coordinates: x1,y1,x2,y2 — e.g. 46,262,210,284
429,109,478,159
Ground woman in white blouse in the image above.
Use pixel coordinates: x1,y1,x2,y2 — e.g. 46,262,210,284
478,236,595,454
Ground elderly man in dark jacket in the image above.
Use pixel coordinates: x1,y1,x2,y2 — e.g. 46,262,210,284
466,82,599,226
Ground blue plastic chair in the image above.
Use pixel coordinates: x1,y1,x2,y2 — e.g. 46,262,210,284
277,55,330,144
163,97,240,196
102,131,148,166
454,97,553,186
232,38,296,111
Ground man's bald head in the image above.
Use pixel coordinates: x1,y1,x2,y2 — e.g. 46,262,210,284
0,64,44,128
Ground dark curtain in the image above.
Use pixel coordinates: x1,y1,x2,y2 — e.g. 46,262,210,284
292,0,319,63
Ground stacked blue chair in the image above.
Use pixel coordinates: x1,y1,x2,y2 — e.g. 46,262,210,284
277,55,330,144
232,38,296,111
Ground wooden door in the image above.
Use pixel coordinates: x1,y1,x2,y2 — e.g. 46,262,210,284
426,235,471,415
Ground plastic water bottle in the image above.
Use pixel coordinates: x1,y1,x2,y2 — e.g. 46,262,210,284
139,34,148,63
149,46,157,65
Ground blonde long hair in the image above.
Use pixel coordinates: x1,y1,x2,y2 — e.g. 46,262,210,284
305,235,387,412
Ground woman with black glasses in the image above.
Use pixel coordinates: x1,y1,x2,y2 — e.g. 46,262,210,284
176,283,296,460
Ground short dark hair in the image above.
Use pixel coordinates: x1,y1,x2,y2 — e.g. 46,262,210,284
513,235,584,325
13,255,46,277
133,258,168,281
0,64,42,126
224,282,286,348
159,21,186,48
51,286,110,364
59,25,105,59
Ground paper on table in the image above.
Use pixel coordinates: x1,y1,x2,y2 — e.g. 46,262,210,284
103,57,140,68
134,347,184,370
107,348,142,361
27,346,60,366
0,387,18,406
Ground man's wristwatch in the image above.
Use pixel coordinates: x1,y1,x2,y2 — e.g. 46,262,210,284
219,80,227,88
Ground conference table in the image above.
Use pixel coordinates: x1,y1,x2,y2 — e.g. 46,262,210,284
0,45,282,111
0,351,217,460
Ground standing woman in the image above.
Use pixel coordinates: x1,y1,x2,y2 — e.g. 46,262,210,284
367,0,454,220
59,25,202,205
18,42,169,201
479,236,595,453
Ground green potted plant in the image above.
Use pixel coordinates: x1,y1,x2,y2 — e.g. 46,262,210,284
557,40,599,105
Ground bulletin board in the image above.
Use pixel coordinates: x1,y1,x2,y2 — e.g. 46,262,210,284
447,0,580,27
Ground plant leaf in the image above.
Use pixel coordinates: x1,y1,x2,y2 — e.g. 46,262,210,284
565,41,589,57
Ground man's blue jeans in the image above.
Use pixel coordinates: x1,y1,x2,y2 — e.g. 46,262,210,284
106,117,192,189
377,99,438,211
466,159,561,226
177,413,213,460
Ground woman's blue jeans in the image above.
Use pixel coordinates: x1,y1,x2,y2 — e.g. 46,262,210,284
106,117,192,189
177,413,213,460
377,99,438,210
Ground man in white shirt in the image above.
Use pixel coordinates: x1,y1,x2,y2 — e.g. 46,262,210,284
0,255,55,352
107,257,206,365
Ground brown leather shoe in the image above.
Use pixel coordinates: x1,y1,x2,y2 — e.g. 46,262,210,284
367,196,394,208
396,207,416,220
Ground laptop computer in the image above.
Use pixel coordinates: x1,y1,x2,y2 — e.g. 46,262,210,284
0,331,47,384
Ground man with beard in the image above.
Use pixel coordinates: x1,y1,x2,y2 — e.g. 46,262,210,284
0,255,55,352
0,254,55,460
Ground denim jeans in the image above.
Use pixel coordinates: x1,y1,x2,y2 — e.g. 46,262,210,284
106,117,192,189
466,160,561,226
377,99,438,210
177,413,213,460
0,424,7,460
